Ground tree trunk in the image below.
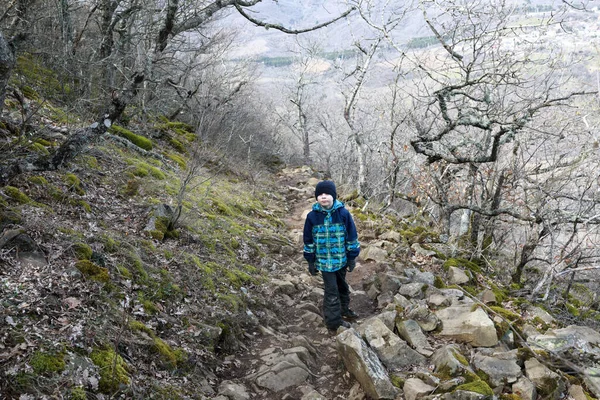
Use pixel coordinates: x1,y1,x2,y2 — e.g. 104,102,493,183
0,32,15,114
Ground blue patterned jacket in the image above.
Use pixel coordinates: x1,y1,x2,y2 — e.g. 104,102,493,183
303,200,360,272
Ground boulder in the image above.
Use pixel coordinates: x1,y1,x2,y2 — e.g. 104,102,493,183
524,358,565,400
512,377,536,400
403,378,435,400
431,345,471,375
336,328,399,399
405,303,440,332
360,245,388,262
358,317,426,369
448,266,470,284
472,350,522,387
436,305,498,347
396,319,433,357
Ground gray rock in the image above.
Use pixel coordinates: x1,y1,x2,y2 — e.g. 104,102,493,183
399,282,427,299
427,293,451,308
405,303,440,332
478,289,497,305
360,245,388,262
528,325,600,357
393,294,412,309
380,273,403,295
380,231,401,242
254,355,311,392
472,350,522,387
512,377,536,400
448,266,470,284
217,381,250,400
377,310,398,331
569,385,590,400
524,306,555,325
336,328,399,399
411,243,437,258
412,271,436,285
271,278,297,295
435,305,498,347
403,378,435,400
358,317,426,369
396,319,433,357
431,345,471,375
524,358,565,400
583,367,600,398
439,390,490,400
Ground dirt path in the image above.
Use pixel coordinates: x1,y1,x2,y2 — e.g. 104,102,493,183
215,170,378,400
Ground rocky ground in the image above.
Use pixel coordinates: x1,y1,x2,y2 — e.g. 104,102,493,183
210,167,600,400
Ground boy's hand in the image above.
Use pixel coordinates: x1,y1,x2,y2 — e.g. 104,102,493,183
347,258,356,272
308,261,318,276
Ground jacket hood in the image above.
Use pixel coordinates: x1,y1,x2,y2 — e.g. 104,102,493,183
312,199,344,213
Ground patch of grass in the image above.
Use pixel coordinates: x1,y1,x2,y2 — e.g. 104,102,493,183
90,347,130,393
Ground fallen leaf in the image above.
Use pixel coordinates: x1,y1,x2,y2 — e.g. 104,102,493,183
63,297,82,309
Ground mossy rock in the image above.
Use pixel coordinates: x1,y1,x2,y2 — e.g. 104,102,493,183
0,209,23,230
400,225,439,244
153,337,186,368
73,242,93,260
454,380,493,396
75,260,110,283
443,258,482,274
109,125,153,151
29,350,65,375
4,186,31,204
164,152,187,169
28,175,49,186
90,347,130,393
64,173,85,195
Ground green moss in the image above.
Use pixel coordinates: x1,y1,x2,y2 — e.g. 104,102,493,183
109,125,153,151
168,137,186,153
489,306,521,321
148,166,165,180
90,347,130,393
400,225,439,244
129,320,154,336
73,242,93,260
490,283,508,304
75,260,110,283
79,155,99,169
153,337,185,368
28,175,48,185
500,395,522,400
4,186,31,204
434,275,446,289
140,298,158,315
164,152,187,169
443,258,482,274
30,350,65,375
566,302,581,317
14,54,64,98
69,386,87,400
451,349,470,366
537,376,559,397
99,234,119,253
390,374,405,388
116,265,132,279
64,173,85,195
454,380,493,396
30,142,49,155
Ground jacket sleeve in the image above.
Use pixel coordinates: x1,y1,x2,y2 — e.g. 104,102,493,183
344,210,360,259
303,213,316,263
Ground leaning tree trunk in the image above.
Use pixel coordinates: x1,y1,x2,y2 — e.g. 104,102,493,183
0,32,16,114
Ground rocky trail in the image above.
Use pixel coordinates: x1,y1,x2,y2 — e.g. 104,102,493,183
211,168,600,400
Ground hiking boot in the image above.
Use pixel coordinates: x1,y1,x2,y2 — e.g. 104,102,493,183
327,320,351,334
342,309,359,320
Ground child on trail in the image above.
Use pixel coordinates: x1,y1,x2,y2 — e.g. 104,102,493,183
303,180,361,331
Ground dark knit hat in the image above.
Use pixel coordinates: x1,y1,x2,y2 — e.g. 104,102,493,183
315,180,337,200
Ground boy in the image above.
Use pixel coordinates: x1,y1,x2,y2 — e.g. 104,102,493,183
303,180,361,331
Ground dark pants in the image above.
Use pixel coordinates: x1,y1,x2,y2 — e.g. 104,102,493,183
321,267,350,329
